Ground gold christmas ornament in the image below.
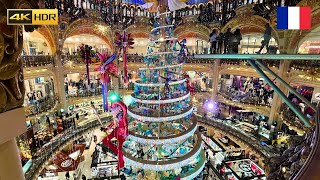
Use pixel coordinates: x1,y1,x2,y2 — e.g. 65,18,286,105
144,0,157,2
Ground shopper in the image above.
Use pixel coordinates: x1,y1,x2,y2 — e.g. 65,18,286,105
223,28,232,54
230,28,242,54
209,29,217,54
256,23,272,54
65,171,70,179
216,32,224,54
82,174,87,180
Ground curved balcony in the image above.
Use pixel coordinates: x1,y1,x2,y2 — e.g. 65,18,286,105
264,106,319,179
280,103,309,133
123,131,203,171
22,55,54,68
194,113,276,159
127,116,197,145
24,116,113,180
194,92,270,116
292,106,320,180
24,96,58,117
219,90,271,107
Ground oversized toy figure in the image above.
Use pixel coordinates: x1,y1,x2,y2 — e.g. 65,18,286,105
102,101,128,169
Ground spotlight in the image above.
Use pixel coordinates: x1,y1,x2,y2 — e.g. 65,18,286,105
208,103,214,109
109,91,121,103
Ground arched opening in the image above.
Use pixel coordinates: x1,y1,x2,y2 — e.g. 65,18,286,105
63,34,112,55
23,31,53,55
240,33,278,54
297,27,320,54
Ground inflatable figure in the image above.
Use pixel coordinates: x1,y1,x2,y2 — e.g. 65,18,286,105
102,101,128,169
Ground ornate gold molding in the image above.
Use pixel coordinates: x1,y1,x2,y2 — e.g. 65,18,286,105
126,17,152,37
287,7,320,53
62,18,114,52
0,0,39,113
37,26,56,53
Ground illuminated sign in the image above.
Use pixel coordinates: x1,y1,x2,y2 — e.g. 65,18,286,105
7,9,58,25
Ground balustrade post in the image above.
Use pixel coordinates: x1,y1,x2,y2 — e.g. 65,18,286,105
54,50,68,111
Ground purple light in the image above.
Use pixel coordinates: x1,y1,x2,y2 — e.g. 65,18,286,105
207,103,214,109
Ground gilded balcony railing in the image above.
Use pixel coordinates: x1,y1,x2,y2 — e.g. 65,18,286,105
24,116,112,180
22,55,54,68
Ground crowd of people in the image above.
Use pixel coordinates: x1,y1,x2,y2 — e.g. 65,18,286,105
65,79,103,97
209,28,242,54
220,79,273,106
209,23,272,54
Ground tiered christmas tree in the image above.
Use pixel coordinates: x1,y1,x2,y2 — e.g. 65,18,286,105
122,10,205,179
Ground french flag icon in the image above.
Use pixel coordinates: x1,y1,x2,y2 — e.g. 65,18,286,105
277,6,311,30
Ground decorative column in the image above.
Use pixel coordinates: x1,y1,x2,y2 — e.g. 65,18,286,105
0,1,39,179
54,50,67,111
52,30,67,111
268,60,290,127
212,59,220,101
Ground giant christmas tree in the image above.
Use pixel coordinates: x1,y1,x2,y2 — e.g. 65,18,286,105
121,9,205,180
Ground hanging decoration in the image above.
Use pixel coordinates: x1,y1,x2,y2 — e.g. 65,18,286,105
114,31,135,84
79,44,95,84
102,99,128,169
96,52,118,112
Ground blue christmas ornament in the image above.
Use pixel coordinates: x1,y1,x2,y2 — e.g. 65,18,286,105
179,147,186,154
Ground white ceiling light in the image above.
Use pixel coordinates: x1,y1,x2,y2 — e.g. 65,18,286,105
305,45,320,49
